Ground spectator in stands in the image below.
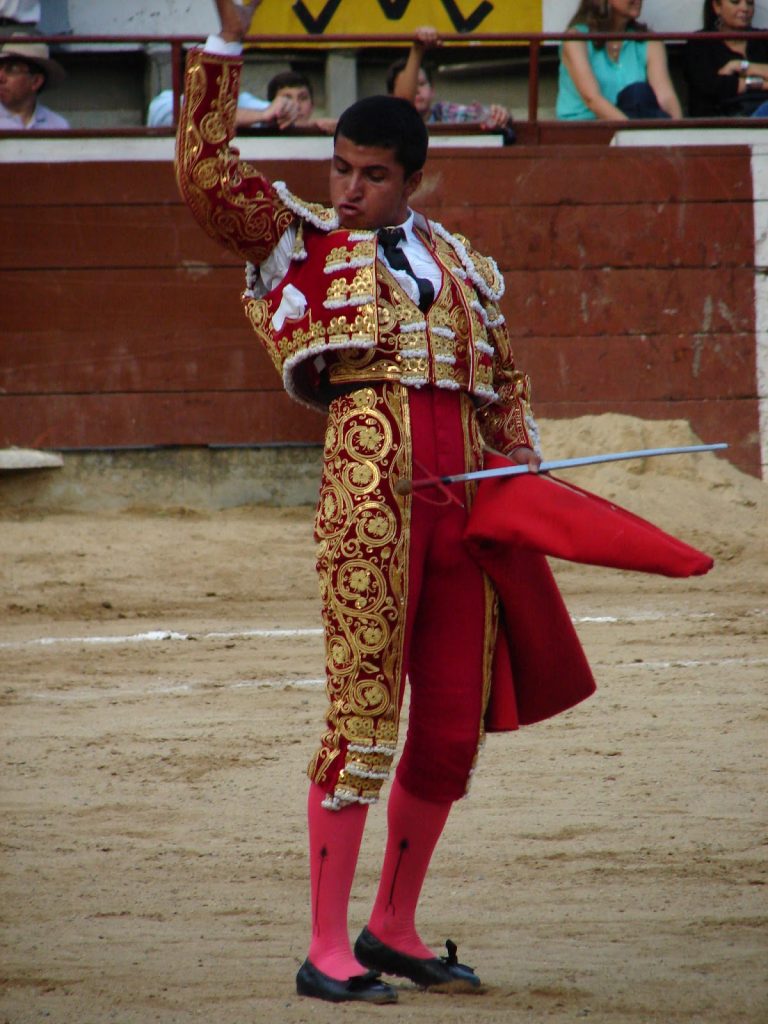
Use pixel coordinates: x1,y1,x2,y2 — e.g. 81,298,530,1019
556,0,682,120
683,0,768,117
149,69,335,133
147,85,280,128
261,69,336,133
386,25,514,138
0,36,69,129
0,1,39,37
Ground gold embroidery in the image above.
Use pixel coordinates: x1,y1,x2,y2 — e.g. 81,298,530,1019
292,221,306,258
175,52,295,265
434,362,458,384
350,266,375,301
325,277,348,306
309,384,412,804
430,334,456,358
191,158,220,191
473,251,504,296
400,357,429,376
325,240,376,271
398,330,428,355
324,268,376,309
429,302,455,335
351,307,376,341
199,109,227,145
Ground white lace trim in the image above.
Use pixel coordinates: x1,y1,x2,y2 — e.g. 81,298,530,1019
244,259,259,297
346,763,390,781
322,793,380,811
430,219,504,302
526,411,542,457
475,340,495,357
323,256,374,274
470,302,503,340
348,743,397,756
431,326,455,339
273,180,339,231
436,378,461,390
399,320,428,333
323,293,376,310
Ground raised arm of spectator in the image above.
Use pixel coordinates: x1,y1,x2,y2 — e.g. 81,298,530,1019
391,25,440,104
646,40,682,118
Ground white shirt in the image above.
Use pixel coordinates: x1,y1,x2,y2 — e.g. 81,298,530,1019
0,100,69,130
256,212,442,307
381,211,443,303
147,87,268,127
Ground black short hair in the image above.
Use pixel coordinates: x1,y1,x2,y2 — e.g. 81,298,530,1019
384,57,432,95
334,95,428,177
267,70,313,102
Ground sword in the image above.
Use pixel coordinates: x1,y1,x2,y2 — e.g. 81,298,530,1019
394,443,729,495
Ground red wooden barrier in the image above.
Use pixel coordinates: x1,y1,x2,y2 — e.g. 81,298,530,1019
0,145,761,475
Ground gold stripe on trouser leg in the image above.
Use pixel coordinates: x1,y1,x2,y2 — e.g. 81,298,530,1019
308,383,412,808
461,393,500,791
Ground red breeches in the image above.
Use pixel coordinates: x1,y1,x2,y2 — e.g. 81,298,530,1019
309,383,492,807
395,387,489,802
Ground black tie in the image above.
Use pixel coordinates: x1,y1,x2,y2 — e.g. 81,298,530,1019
377,227,435,313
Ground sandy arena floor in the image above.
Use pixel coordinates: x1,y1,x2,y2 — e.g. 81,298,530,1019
1,416,766,1024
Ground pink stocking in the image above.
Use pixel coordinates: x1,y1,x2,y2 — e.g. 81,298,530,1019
367,776,452,958
306,782,369,979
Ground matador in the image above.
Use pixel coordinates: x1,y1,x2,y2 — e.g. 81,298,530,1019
175,0,594,1005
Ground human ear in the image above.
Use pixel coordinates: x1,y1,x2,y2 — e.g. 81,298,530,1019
404,169,423,198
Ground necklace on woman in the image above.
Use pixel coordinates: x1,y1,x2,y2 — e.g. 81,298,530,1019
607,40,622,61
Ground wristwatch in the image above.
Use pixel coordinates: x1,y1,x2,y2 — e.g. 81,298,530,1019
740,59,750,75
746,75,763,90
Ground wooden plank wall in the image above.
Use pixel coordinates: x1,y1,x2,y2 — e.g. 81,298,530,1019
0,145,760,476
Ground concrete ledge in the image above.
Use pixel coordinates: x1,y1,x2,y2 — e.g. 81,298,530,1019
0,448,64,470
0,446,324,512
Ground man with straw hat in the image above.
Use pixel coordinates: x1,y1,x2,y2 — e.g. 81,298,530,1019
0,35,67,129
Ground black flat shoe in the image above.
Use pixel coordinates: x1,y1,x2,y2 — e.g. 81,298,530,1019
354,927,482,992
295,959,398,1003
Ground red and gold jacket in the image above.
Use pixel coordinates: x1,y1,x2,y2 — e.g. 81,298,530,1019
175,48,536,456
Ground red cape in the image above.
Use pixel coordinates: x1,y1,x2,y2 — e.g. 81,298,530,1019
464,456,714,731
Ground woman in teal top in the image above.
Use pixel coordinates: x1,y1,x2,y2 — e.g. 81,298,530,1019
556,0,682,121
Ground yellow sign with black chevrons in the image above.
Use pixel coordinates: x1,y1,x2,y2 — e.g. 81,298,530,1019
248,0,542,43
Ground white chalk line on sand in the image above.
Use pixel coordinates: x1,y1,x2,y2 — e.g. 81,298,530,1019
616,656,768,670
4,608,761,653
0,626,323,651
18,657,768,705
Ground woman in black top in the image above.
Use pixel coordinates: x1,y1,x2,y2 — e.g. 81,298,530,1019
683,0,768,116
